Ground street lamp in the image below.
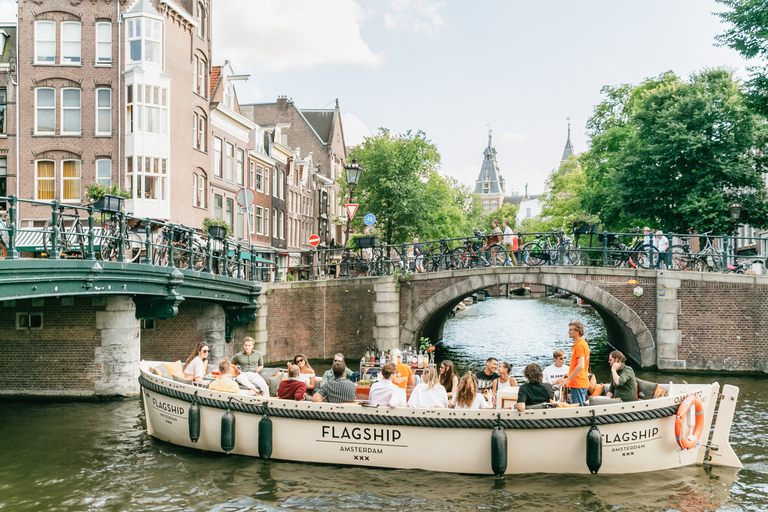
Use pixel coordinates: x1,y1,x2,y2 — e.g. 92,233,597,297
729,201,742,235
344,158,364,246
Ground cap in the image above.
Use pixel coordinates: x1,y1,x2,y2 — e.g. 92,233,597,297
655,230,663,235
643,226,651,232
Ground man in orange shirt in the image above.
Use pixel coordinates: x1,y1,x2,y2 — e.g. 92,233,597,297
390,348,415,389
553,321,590,406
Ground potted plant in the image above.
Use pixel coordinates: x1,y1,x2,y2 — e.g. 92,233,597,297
86,184,131,213
570,213,601,234
203,217,231,240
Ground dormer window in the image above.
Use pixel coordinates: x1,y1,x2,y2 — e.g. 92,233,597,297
127,18,161,63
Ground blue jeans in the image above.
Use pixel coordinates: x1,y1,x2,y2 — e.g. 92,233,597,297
570,387,588,406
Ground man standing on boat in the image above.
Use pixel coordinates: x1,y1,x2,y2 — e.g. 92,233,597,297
391,349,415,390
232,337,270,396
606,350,637,402
553,321,590,406
368,362,407,407
476,358,500,404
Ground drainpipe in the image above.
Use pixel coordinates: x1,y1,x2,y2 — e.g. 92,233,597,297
117,1,122,188
14,14,19,225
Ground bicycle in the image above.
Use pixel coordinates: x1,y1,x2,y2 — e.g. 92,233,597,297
152,225,206,270
42,205,86,259
522,230,582,266
424,241,456,272
98,214,142,262
669,231,722,272
599,229,659,269
452,228,507,269
0,213,9,258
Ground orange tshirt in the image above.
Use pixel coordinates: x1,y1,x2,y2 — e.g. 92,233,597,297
393,362,412,389
567,338,590,389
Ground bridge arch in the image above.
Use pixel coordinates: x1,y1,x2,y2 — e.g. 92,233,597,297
400,272,656,367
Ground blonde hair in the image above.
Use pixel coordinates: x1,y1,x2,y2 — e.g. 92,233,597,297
455,373,478,408
422,366,439,389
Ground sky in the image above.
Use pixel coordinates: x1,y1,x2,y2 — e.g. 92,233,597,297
0,0,753,196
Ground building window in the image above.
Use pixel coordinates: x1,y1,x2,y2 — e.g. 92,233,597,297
35,88,55,134
214,194,223,219
256,164,263,192
35,21,55,64
141,318,155,330
194,56,207,98
214,137,222,178
96,22,112,64
526,208,531,218
0,88,6,134
491,201,497,210
264,208,269,237
126,156,133,196
225,143,234,182
249,161,255,190
193,113,206,151
61,88,81,135
272,167,277,196
17,312,43,330
237,149,244,185
127,18,161,63
126,84,133,134
279,210,284,239
226,198,234,233
272,209,277,238
249,204,255,234
96,159,111,186
96,88,111,135
61,22,81,64
36,161,55,200
196,2,206,40
198,173,206,208
62,160,81,202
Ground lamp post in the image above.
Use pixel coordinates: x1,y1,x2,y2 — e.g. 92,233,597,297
344,158,363,246
729,201,742,268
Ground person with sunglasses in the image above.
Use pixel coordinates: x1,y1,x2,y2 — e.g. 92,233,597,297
543,349,569,401
182,342,209,384
321,353,353,389
292,354,316,394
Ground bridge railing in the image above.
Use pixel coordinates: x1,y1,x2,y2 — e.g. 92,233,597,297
2,196,766,280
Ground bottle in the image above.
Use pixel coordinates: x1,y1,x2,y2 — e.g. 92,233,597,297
365,348,371,366
417,350,424,368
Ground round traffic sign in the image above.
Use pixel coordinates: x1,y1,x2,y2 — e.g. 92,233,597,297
309,234,320,247
364,213,376,226
236,187,256,207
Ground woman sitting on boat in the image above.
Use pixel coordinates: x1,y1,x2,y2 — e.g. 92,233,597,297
439,360,459,399
451,373,490,410
515,363,554,411
293,354,316,394
182,342,209,385
408,367,449,408
496,362,518,391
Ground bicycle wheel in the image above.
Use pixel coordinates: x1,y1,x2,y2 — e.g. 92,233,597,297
99,227,117,261
73,220,86,259
600,243,624,267
522,242,546,266
487,244,508,266
172,243,191,269
152,243,169,266
125,232,143,262
636,245,660,269
668,245,690,271
451,247,471,269
564,246,581,266
42,219,56,257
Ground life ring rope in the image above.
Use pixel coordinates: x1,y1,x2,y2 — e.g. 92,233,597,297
674,394,704,450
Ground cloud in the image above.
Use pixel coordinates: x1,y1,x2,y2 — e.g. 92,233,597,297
379,0,444,35
499,131,529,144
0,0,16,22
213,0,383,74
342,113,371,148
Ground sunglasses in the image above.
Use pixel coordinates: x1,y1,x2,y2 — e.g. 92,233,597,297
201,349,209,353
295,358,304,363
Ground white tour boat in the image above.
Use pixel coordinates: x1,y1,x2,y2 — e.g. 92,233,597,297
138,361,741,476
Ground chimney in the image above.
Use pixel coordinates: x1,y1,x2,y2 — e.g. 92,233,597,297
276,95,288,108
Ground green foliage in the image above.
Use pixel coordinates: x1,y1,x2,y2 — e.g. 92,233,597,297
539,155,587,230
471,203,519,234
86,183,131,202
203,217,232,238
580,68,768,234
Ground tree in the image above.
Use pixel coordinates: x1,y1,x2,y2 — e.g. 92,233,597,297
344,129,441,245
538,155,587,230
581,68,768,233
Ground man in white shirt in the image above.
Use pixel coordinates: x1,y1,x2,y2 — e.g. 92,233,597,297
654,230,670,269
543,350,569,400
368,362,406,407
502,220,517,266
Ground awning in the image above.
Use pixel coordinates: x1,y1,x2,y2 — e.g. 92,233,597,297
14,227,108,252
226,249,276,265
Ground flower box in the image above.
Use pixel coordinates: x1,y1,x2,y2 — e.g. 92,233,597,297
354,236,380,249
208,224,227,240
93,194,124,214
573,223,594,235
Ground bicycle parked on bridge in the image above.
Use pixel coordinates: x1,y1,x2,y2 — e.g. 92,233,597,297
98,214,143,262
452,228,508,269
522,229,582,266
42,205,86,259
600,229,660,269
668,231,723,272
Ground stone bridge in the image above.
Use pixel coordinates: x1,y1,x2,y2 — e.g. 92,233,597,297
261,266,768,373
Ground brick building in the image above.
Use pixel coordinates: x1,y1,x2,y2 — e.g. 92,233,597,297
0,22,16,212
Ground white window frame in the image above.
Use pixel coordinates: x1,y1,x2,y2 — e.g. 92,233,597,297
35,88,55,135
237,148,244,185
225,142,234,182
256,206,263,235
96,88,111,136
198,173,206,208
34,21,55,64
61,88,81,135
16,312,43,330
196,2,205,40
214,137,222,178
61,21,82,65
264,207,269,237
192,173,198,207
197,57,207,98
61,159,82,203
96,159,111,186
96,22,112,65
127,19,141,62
197,113,206,151
144,19,161,63
35,160,56,200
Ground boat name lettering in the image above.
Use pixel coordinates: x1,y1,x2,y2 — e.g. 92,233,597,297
611,444,645,452
151,397,185,416
603,428,658,444
674,391,703,404
321,425,401,442
339,446,384,454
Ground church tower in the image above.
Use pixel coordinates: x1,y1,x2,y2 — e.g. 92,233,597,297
474,130,506,211
561,120,574,164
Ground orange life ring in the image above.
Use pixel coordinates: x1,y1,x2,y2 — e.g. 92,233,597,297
675,395,704,450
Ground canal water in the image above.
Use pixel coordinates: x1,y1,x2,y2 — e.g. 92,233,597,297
1,297,766,511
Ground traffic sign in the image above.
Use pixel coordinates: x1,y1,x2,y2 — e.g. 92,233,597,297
364,213,376,226
309,234,320,247
364,225,376,235
236,187,256,207
346,204,359,220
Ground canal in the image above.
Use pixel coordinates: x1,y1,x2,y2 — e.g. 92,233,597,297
1,297,766,511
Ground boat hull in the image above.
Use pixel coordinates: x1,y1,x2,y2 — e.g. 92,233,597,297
139,362,740,475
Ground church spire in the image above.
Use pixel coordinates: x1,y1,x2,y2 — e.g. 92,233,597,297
561,118,574,164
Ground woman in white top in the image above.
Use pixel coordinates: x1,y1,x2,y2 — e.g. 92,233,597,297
182,342,209,384
451,373,490,410
408,367,449,408
496,362,518,391
439,360,459,399
293,354,316,393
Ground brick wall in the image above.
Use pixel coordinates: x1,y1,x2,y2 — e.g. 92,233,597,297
0,296,105,394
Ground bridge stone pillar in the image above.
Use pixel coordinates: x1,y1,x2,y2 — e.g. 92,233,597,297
656,276,684,369
94,296,141,396
198,304,226,366
373,281,400,351
250,292,269,359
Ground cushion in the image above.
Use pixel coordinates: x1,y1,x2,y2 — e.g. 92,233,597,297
151,365,171,379
260,367,280,379
268,376,283,397
164,360,183,377
172,374,193,385
589,396,622,406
